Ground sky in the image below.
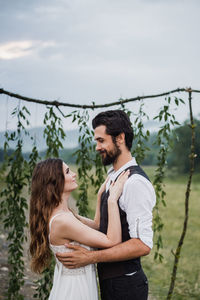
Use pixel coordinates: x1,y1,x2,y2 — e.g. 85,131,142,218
0,0,200,132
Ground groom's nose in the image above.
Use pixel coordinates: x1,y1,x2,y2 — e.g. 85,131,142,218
96,143,101,152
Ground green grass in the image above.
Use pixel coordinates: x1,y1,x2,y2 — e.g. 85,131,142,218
142,167,200,300
72,165,200,300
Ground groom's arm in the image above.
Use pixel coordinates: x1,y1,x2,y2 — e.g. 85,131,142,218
56,238,150,268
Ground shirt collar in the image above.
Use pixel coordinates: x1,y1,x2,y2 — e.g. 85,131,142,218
107,157,138,182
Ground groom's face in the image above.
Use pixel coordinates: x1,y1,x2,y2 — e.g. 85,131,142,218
94,125,121,166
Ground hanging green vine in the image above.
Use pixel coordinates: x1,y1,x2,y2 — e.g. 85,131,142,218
131,102,150,164
43,106,66,158
0,104,34,300
166,91,196,300
92,150,107,194
118,100,151,166
72,109,95,216
153,96,185,262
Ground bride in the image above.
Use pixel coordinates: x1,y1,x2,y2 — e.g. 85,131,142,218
29,158,129,300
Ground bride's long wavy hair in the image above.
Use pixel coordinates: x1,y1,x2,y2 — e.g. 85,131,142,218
29,158,65,273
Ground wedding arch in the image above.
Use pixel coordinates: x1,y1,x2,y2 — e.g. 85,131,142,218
0,87,198,300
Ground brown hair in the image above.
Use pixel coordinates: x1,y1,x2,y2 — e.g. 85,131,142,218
29,158,64,273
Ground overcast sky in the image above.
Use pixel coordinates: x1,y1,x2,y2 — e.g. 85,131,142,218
0,0,200,131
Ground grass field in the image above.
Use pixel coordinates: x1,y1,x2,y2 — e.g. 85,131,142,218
72,165,200,300
142,167,200,300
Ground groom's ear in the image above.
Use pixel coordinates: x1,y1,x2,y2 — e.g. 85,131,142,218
116,133,125,145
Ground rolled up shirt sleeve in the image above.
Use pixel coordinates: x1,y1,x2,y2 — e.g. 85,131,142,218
120,175,156,249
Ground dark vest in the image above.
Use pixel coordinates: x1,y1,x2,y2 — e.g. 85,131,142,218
97,165,150,281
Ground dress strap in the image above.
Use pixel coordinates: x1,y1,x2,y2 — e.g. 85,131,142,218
49,212,68,240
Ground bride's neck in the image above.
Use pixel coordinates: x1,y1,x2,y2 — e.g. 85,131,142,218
56,192,70,212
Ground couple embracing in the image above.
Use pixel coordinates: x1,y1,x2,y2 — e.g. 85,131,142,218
29,110,156,300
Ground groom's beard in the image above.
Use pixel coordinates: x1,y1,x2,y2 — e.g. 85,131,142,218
99,143,121,166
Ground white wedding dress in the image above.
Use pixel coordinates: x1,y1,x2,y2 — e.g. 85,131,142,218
48,213,99,300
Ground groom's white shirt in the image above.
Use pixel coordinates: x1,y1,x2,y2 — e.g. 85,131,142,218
106,157,156,249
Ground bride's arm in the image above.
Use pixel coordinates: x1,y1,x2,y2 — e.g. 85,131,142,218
52,171,129,249
73,214,98,230
73,178,108,230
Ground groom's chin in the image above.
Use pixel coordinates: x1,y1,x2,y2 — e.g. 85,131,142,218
102,157,112,166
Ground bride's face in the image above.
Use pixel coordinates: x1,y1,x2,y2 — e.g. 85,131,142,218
62,162,78,193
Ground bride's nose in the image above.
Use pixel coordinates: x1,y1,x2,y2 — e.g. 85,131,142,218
72,172,76,178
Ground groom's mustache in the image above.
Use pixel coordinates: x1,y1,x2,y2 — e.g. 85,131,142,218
99,150,106,155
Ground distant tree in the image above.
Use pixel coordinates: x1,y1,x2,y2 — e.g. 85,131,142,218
168,119,200,173
0,149,3,161
0,148,15,162
59,147,78,164
141,132,158,166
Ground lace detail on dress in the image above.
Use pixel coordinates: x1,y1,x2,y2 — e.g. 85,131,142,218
50,243,94,276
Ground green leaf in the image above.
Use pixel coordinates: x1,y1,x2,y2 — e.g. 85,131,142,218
175,98,179,106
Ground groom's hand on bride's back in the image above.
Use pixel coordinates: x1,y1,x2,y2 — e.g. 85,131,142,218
56,244,93,268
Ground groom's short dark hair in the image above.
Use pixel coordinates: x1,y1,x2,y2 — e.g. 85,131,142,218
92,110,134,150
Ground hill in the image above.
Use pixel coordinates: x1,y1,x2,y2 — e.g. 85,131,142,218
0,127,79,152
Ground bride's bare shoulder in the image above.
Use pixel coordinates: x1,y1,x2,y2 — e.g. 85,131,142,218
51,211,76,227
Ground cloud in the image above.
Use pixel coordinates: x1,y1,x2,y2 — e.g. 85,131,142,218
0,40,56,60
0,41,34,60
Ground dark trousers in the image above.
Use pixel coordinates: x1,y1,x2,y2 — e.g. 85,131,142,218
99,268,148,300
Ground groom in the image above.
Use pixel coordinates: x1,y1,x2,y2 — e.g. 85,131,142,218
57,110,156,300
